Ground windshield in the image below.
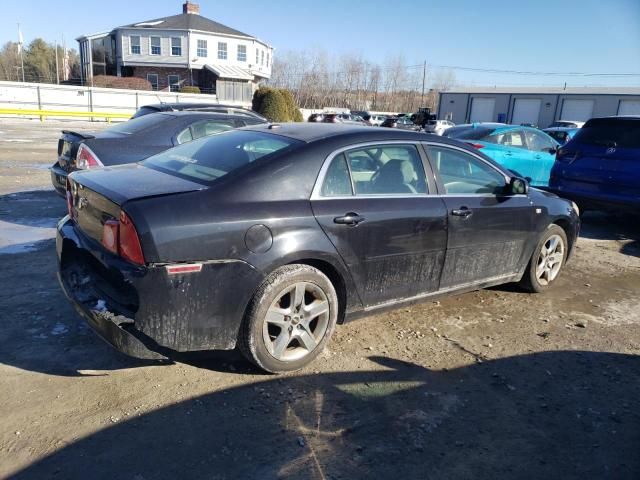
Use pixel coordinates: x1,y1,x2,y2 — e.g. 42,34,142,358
143,130,302,184
449,127,496,140
572,119,640,148
107,113,174,135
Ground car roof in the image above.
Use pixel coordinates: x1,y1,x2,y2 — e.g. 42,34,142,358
242,122,463,144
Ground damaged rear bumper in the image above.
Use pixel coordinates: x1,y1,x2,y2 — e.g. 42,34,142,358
56,216,264,359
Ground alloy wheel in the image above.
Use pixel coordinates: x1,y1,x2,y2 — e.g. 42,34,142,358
536,234,565,285
262,282,330,362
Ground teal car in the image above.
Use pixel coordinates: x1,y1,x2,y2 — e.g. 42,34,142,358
448,125,560,187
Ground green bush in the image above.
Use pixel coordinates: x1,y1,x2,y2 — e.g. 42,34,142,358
180,85,201,94
252,86,302,122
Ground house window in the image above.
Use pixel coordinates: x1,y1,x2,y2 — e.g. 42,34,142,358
237,45,247,62
130,35,141,55
261,50,264,66
266,52,270,68
168,75,180,92
150,36,161,55
256,49,259,64
171,37,182,56
197,39,207,57
147,73,159,91
218,42,227,60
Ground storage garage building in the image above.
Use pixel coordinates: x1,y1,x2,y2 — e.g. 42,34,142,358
437,87,640,128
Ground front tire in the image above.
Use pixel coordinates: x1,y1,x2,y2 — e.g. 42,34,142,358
520,224,568,293
239,264,338,373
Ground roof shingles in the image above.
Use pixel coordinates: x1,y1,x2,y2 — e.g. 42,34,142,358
120,13,253,38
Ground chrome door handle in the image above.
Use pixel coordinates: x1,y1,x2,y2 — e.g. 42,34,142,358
451,208,473,218
334,212,366,226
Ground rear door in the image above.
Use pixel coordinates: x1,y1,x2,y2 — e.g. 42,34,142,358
523,129,559,187
311,142,448,307
424,143,534,289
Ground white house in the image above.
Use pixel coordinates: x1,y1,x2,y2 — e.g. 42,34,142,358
77,2,273,102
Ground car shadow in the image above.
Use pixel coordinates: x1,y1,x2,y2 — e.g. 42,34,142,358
579,212,640,257
0,190,65,227
10,352,640,480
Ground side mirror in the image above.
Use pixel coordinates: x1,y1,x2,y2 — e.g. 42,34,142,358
510,177,529,195
544,147,558,154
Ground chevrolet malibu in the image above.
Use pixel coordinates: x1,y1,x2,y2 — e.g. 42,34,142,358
57,124,580,373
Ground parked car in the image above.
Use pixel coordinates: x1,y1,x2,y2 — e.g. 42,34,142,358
549,116,640,212
308,113,325,122
363,114,387,127
548,120,585,129
50,111,266,196
543,127,579,145
447,125,560,187
58,123,579,372
323,113,369,126
131,102,267,122
380,116,421,131
520,122,539,129
424,119,455,136
442,123,507,138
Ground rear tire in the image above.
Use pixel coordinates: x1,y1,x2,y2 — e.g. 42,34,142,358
520,224,568,293
238,264,338,373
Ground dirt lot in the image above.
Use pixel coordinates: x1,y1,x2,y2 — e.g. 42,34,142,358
1,118,639,479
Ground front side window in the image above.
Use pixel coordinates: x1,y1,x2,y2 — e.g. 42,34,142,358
147,73,159,91
218,42,227,60
525,130,555,151
486,129,526,148
150,36,161,55
237,45,247,62
171,37,182,56
130,35,141,55
144,131,302,184
197,39,207,57
168,75,180,92
427,146,505,195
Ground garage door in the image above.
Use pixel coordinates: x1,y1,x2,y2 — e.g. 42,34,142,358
560,99,594,121
469,98,495,123
618,100,640,115
511,99,541,125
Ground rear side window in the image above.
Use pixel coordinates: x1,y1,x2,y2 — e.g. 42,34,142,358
572,119,640,148
143,130,301,184
321,154,353,196
427,146,505,195
486,130,526,148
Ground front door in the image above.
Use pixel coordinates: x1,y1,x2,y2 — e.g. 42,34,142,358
311,143,448,307
424,144,535,289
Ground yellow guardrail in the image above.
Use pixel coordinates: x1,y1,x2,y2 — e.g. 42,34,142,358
0,108,132,122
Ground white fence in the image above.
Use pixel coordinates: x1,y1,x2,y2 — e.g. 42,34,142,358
0,81,251,120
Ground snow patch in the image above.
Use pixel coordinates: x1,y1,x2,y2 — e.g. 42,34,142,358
0,219,57,254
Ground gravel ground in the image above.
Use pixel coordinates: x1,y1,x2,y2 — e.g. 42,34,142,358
1,119,639,479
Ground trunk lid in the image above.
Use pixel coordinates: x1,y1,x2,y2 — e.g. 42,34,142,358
69,164,205,244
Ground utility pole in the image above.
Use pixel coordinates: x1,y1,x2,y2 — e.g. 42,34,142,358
420,60,426,107
54,40,59,84
17,23,25,82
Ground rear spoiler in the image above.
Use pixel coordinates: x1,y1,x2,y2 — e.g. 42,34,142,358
62,130,95,140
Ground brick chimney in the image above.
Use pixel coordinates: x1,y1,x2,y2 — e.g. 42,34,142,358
183,1,200,14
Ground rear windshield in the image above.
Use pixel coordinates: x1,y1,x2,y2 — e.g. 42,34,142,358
131,106,161,119
573,119,640,148
143,130,302,184
449,127,495,140
107,113,174,135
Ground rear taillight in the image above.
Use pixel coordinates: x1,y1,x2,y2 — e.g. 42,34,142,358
100,210,145,265
556,148,579,164
467,142,485,149
76,143,104,170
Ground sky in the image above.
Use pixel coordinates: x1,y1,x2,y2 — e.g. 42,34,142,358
2,0,639,88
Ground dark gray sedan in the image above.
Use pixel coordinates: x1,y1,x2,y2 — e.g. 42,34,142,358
50,111,266,196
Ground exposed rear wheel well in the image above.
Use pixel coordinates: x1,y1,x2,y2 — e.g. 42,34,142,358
290,259,347,324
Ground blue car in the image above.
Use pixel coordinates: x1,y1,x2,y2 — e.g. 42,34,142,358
550,116,640,212
543,127,580,145
447,125,560,187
